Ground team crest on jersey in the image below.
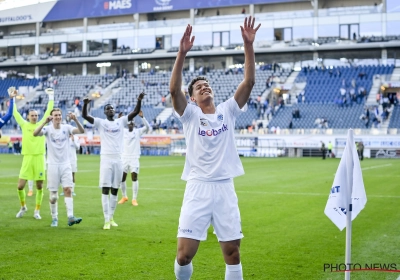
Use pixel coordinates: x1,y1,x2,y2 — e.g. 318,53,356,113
217,114,224,121
200,118,208,126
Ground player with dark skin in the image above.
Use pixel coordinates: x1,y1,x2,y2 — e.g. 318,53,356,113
82,92,145,199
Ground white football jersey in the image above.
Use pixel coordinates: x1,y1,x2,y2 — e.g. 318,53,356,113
93,116,128,155
176,97,245,181
69,135,80,163
122,117,150,158
42,124,74,165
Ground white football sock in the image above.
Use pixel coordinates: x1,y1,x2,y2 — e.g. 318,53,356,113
225,263,243,280
109,194,118,220
102,194,110,223
132,181,139,200
50,202,58,219
174,259,193,280
120,181,127,197
64,197,73,218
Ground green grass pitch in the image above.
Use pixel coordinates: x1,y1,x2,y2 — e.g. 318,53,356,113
0,154,399,280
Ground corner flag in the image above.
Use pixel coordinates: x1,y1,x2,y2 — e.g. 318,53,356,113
324,130,367,231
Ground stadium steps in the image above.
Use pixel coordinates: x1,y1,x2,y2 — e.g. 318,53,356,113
156,107,174,124
93,78,122,108
390,67,400,81
285,71,302,104
365,75,382,106
378,104,392,130
16,86,43,108
290,82,307,104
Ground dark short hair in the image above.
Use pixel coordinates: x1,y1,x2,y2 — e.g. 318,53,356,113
104,104,113,110
188,76,208,97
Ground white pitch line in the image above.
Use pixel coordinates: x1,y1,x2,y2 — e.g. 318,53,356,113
361,163,392,171
333,163,393,175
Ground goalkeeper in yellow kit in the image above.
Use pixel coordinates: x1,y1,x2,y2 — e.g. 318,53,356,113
14,88,54,219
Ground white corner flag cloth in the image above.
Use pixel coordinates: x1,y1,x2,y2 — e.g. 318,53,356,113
324,130,367,231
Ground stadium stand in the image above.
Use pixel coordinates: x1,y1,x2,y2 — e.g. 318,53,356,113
268,104,371,129
24,75,116,110
266,65,396,130
0,78,40,98
295,65,394,104
388,105,400,128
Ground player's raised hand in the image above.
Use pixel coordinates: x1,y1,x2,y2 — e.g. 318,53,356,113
179,24,195,54
7,87,17,97
240,16,261,45
138,92,146,101
138,110,143,118
68,113,77,121
83,98,91,105
118,112,123,118
45,116,53,124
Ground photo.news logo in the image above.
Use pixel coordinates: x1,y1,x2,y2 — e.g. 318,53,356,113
324,263,400,273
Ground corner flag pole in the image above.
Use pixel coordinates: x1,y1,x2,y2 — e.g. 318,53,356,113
345,203,352,280
345,129,354,280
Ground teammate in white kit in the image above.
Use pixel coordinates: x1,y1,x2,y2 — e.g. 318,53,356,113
82,92,145,230
61,134,80,196
33,109,85,227
60,131,80,196
170,17,260,280
69,134,80,195
118,110,150,206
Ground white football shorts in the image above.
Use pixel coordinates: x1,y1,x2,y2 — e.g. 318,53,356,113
177,179,244,242
99,156,123,189
46,164,73,191
70,161,77,173
122,157,140,174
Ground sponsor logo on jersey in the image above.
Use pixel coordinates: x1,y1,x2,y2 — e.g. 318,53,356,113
200,118,208,126
50,133,68,144
217,114,224,121
105,128,121,133
198,124,228,137
104,0,132,10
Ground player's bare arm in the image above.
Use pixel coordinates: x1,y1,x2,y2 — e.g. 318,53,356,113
170,24,195,116
234,16,261,109
33,116,53,137
127,92,145,121
140,111,151,132
82,98,95,124
69,113,85,134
